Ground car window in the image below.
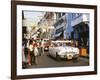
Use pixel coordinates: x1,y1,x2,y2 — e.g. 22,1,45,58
50,41,73,47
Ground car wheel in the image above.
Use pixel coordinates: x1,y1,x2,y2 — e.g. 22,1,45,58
72,57,79,62
56,52,60,61
47,52,50,56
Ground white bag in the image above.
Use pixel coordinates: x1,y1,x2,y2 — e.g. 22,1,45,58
34,47,39,56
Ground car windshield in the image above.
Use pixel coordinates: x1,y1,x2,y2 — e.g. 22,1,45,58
50,40,72,47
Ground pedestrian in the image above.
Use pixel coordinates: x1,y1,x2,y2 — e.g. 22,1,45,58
24,40,28,64
41,39,44,55
37,42,41,56
27,39,31,65
33,40,39,64
22,43,26,68
28,39,34,65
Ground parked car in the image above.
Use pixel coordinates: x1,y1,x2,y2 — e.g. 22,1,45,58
48,41,79,60
43,39,50,51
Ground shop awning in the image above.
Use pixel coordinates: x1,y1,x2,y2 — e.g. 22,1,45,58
55,32,62,37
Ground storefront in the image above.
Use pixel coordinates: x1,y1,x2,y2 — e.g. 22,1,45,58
72,22,89,57
72,22,89,47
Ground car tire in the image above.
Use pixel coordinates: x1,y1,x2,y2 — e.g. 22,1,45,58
56,52,60,61
72,57,79,62
47,52,50,56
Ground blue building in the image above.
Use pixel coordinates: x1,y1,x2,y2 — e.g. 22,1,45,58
53,12,89,48
69,13,89,47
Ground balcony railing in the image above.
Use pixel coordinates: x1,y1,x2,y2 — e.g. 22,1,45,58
71,14,89,27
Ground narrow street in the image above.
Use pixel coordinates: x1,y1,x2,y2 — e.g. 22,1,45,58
22,11,90,69
25,52,89,69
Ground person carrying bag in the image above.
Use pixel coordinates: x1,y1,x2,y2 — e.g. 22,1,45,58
34,46,39,56
33,40,39,64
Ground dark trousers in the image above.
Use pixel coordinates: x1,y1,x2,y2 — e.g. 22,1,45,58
30,51,35,65
38,47,42,56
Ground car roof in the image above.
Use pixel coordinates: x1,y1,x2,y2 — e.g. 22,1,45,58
51,40,72,43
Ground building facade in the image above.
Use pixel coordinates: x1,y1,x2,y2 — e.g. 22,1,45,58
53,12,67,40
38,12,56,39
37,12,89,48
70,13,89,48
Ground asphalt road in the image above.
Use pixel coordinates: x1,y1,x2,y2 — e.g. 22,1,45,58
24,51,89,69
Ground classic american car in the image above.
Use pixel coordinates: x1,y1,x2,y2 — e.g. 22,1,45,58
48,41,79,60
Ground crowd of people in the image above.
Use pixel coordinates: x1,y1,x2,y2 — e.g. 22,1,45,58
22,38,45,68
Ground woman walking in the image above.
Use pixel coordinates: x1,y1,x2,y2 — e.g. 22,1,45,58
33,40,39,64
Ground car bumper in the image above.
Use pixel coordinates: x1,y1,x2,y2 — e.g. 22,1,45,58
59,54,79,59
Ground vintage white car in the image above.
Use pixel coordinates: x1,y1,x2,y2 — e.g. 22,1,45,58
48,41,79,60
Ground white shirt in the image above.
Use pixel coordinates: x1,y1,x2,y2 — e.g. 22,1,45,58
41,41,44,47
29,45,33,51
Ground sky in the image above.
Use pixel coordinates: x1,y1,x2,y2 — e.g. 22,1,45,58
23,10,45,26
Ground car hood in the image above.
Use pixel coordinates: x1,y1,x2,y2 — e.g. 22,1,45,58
57,46,79,54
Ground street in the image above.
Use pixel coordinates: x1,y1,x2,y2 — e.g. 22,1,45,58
22,11,90,69
25,51,89,69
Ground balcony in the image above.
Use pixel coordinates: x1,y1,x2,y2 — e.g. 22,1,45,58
71,14,89,27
